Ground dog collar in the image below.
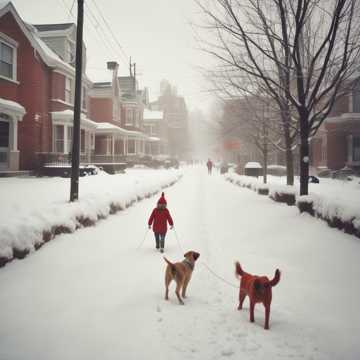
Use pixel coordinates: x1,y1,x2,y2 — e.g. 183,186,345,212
183,259,194,271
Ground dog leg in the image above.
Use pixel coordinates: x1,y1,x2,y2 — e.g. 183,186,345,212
175,282,184,305
249,300,255,323
264,305,270,330
165,272,171,300
238,289,246,310
181,277,190,298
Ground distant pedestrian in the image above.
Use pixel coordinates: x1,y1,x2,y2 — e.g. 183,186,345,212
207,158,213,175
148,192,174,253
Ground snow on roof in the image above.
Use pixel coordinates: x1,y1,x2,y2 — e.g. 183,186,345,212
0,97,26,116
245,162,262,169
148,136,161,142
33,23,74,32
0,2,75,75
143,109,164,121
51,110,98,129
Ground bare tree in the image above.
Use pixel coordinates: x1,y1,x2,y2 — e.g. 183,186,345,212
219,95,278,183
197,0,360,194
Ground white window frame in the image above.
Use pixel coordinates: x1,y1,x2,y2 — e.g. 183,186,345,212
81,86,87,110
65,77,73,104
352,135,360,162
0,34,17,83
53,125,64,153
125,108,133,126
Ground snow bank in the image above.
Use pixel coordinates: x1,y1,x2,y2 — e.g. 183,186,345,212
297,194,360,237
0,169,182,266
225,172,360,237
226,173,296,204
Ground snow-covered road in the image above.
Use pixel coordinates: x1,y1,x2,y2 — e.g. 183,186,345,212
1,167,359,360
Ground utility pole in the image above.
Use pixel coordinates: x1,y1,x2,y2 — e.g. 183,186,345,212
70,0,84,202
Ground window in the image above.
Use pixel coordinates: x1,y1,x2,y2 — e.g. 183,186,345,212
91,133,95,150
134,110,138,127
353,136,360,162
126,108,133,125
0,41,14,80
65,77,72,103
82,86,87,110
54,125,64,153
127,139,135,154
81,129,85,154
67,126,73,153
352,81,360,113
65,40,75,64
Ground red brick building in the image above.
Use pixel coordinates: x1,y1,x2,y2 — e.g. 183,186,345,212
311,86,360,172
0,2,95,171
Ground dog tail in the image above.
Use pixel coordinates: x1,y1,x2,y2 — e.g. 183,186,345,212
164,257,176,275
235,261,244,277
269,269,281,287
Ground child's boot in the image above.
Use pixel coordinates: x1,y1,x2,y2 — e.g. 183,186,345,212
160,239,165,253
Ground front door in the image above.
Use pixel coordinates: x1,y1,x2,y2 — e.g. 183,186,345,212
0,120,9,170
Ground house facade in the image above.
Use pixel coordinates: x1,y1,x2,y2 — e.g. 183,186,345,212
311,85,360,171
143,108,168,156
0,2,95,171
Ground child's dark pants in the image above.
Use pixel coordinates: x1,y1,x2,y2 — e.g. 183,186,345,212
154,233,166,250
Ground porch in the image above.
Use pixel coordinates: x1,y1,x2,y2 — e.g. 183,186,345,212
0,97,26,171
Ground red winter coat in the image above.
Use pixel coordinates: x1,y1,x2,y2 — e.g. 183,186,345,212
148,208,173,234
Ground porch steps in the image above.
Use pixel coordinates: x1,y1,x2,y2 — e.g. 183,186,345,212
0,170,33,178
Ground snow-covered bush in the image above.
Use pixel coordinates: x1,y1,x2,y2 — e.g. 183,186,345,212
0,170,182,268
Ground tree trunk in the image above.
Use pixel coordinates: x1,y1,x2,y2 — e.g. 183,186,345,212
281,107,294,186
263,147,268,184
299,116,310,196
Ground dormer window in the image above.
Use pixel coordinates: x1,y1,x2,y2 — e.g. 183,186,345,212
65,39,75,64
0,40,16,81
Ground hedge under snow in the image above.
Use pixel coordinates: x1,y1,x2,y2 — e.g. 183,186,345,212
0,169,181,263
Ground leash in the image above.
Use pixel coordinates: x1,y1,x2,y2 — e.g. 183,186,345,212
200,261,239,288
173,229,239,289
136,228,150,249
173,228,185,253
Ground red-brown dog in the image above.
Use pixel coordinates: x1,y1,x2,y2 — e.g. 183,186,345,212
235,262,281,330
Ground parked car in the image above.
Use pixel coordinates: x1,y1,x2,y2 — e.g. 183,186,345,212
164,158,179,169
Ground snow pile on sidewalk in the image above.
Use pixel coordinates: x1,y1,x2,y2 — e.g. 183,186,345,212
298,192,360,235
226,173,270,193
0,169,181,263
226,172,360,236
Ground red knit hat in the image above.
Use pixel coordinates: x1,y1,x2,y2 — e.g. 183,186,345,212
157,192,167,205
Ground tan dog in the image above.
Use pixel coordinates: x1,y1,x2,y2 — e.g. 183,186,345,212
164,251,200,305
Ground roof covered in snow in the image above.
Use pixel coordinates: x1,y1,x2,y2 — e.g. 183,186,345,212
0,2,75,75
143,109,164,121
245,162,262,169
0,97,26,118
51,110,98,129
33,23,74,32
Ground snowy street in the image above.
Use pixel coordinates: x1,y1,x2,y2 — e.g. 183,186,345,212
0,167,359,360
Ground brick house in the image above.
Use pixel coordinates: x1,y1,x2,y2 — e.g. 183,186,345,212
143,108,168,156
0,1,95,171
150,81,189,159
311,83,360,172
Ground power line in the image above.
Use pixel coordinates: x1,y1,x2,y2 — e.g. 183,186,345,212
89,0,129,64
84,2,127,66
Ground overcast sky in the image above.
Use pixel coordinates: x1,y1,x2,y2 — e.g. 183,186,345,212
11,0,213,112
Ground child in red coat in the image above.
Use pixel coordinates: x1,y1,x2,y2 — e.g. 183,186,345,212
148,192,174,253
